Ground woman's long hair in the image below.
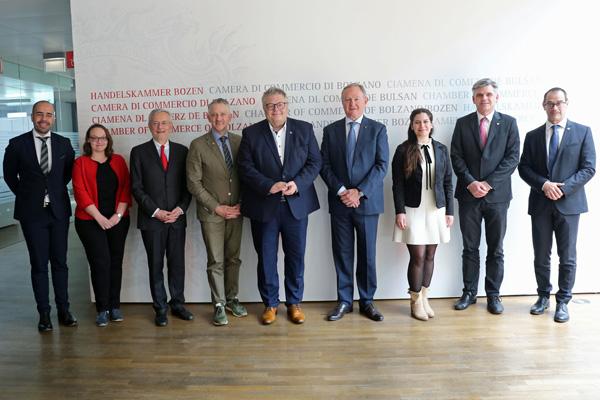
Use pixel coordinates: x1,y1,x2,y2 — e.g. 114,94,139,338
82,123,114,158
403,108,433,178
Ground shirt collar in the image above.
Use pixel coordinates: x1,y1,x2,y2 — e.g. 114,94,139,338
477,111,494,122
546,118,567,130
153,139,169,149
33,129,51,138
212,129,228,142
345,115,364,125
269,121,286,135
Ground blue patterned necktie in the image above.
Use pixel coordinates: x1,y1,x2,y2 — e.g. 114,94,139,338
220,136,233,174
548,124,559,172
346,122,357,179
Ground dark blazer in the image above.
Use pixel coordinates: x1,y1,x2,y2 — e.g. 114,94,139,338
237,118,321,222
130,139,191,230
450,111,520,203
391,139,454,215
320,117,389,215
3,131,74,222
518,120,596,216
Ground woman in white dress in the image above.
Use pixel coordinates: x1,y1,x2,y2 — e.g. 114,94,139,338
392,108,454,321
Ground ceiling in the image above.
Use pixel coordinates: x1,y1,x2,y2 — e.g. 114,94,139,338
0,0,73,73
0,0,74,111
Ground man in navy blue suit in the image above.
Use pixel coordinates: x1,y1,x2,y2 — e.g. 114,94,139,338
320,83,389,322
451,78,520,315
3,100,77,332
238,87,321,325
518,88,595,323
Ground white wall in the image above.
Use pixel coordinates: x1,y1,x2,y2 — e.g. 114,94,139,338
71,0,599,301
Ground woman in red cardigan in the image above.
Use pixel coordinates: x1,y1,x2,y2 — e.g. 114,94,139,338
73,124,131,327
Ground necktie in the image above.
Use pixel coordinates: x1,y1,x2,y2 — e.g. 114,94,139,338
220,136,233,174
347,121,358,179
421,144,433,190
479,117,489,149
160,144,168,171
38,137,50,175
548,124,559,173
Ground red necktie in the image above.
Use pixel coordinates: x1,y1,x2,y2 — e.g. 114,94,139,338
160,144,168,171
479,117,489,149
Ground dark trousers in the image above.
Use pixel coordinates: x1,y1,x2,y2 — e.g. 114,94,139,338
250,201,308,307
140,225,186,312
458,200,509,296
532,209,579,304
330,212,379,306
20,209,70,314
75,217,130,312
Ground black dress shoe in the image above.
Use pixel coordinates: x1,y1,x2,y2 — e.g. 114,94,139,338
359,303,384,322
454,292,477,310
57,310,78,327
530,296,550,315
38,312,53,332
327,302,353,321
171,306,194,321
155,310,168,326
487,295,504,314
554,302,569,323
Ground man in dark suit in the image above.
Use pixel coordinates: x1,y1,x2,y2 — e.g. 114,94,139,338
320,83,389,322
451,78,520,314
187,98,246,326
130,109,192,326
518,87,595,323
237,87,321,325
3,100,77,332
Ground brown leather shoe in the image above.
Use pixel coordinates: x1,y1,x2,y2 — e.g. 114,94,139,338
287,304,305,324
261,307,278,325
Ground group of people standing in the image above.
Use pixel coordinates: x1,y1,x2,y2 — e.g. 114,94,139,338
2,78,595,332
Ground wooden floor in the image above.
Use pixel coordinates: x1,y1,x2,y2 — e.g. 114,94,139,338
1,229,600,399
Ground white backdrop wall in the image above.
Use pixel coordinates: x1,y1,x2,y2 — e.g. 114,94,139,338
71,0,599,302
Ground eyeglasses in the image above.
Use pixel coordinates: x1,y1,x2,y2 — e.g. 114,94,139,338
89,136,108,142
264,102,288,111
544,101,567,109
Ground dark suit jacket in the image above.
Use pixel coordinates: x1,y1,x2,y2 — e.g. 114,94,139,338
320,117,389,216
186,131,242,222
391,139,454,215
450,111,520,203
518,120,596,216
237,118,321,222
130,139,191,230
3,131,74,222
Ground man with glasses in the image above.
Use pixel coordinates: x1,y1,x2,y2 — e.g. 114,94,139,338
451,78,520,315
237,87,321,325
3,100,77,332
320,83,389,322
518,87,595,323
130,109,192,326
187,98,246,326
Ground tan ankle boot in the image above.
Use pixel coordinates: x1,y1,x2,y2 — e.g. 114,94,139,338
421,286,435,318
409,290,428,321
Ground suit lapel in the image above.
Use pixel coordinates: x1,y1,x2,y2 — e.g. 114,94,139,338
206,134,229,174
260,120,282,168
335,119,349,178
282,121,294,169
555,120,573,164
469,113,482,153
147,139,165,172
486,113,501,149
354,118,371,166
24,132,43,174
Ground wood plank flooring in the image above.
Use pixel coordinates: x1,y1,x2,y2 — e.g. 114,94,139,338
1,228,599,399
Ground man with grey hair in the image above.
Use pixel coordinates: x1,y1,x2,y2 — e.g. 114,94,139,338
451,78,520,314
130,109,192,326
187,99,246,326
320,83,389,322
238,87,321,325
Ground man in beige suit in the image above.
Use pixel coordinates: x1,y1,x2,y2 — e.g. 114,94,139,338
187,98,246,326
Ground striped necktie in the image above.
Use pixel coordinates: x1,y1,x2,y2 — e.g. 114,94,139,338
220,136,233,174
38,136,50,175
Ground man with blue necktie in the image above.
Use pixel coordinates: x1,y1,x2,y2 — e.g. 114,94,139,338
320,83,389,322
518,87,595,323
